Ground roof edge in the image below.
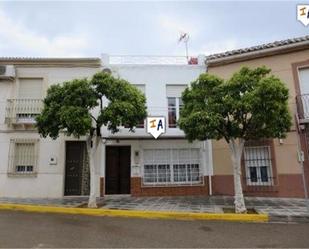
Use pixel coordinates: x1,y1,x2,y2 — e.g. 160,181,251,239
0,57,101,67
207,36,309,67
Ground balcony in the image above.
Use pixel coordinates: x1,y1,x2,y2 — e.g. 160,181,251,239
5,99,43,126
296,94,309,124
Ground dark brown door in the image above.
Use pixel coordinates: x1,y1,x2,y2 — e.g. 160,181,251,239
64,141,85,196
105,146,131,194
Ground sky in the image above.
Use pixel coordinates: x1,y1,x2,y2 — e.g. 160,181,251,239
0,1,308,58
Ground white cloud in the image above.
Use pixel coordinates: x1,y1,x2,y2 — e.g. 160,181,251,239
0,8,89,57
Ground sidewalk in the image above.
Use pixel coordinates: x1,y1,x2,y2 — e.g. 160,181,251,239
0,196,308,223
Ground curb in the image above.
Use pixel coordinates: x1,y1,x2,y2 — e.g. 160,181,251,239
0,203,268,223
269,214,309,223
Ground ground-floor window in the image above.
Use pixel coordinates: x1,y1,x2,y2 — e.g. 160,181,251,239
243,145,273,186
8,138,39,175
143,149,202,185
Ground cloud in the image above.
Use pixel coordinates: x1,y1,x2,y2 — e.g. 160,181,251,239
0,8,89,57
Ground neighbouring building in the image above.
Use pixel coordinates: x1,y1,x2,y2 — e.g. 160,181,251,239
0,58,101,198
207,35,309,197
0,35,308,199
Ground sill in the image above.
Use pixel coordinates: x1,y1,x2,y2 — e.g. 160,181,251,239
7,172,38,178
142,182,204,188
243,185,279,192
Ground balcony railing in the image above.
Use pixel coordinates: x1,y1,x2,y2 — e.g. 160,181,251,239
5,99,43,125
296,94,309,123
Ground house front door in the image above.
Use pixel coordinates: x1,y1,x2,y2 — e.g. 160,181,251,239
64,141,89,196
105,146,131,194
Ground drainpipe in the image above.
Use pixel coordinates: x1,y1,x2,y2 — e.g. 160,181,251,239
295,114,309,212
203,140,213,196
208,175,212,196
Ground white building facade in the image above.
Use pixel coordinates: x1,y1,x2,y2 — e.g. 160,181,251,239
0,56,213,198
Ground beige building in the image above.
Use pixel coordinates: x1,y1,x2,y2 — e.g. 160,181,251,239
207,36,309,197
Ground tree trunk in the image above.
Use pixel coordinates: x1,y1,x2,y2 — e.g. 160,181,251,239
86,136,99,208
228,138,247,213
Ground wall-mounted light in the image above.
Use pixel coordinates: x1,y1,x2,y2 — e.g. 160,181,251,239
134,150,140,164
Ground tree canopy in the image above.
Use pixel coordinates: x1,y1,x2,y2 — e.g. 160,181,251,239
178,66,292,143
36,72,147,139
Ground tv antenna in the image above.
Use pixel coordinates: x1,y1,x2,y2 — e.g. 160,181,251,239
178,32,190,60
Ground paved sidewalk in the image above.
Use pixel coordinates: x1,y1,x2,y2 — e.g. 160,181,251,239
0,196,308,218
0,196,102,207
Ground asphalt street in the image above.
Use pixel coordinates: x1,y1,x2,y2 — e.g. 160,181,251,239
0,210,308,248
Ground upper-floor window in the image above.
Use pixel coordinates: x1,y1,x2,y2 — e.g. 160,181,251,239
18,78,43,99
166,85,186,128
5,78,44,125
298,68,309,119
168,97,183,128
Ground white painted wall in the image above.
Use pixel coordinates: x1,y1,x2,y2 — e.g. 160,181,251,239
101,63,213,190
102,64,206,138
0,60,212,198
0,66,100,198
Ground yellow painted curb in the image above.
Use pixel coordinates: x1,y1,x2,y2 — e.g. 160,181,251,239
0,203,268,223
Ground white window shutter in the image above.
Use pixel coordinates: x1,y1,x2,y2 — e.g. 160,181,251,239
299,68,309,95
166,85,187,97
18,78,43,99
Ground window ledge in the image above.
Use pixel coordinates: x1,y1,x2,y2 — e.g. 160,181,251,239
7,172,38,178
243,185,279,192
142,182,205,188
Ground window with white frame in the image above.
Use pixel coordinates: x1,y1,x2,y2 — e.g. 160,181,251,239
166,85,186,128
8,139,39,175
243,145,273,186
143,148,202,185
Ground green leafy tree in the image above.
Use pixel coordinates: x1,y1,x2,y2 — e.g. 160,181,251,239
179,66,292,213
36,72,147,207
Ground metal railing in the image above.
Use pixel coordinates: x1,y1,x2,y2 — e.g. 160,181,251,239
109,55,189,65
5,99,43,125
296,94,309,122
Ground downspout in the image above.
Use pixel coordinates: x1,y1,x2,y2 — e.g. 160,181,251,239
203,140,213,196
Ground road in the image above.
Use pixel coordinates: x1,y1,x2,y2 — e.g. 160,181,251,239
0,210,308,248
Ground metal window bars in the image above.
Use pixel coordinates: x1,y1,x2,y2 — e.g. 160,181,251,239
142,149,203,186
5,99,43,125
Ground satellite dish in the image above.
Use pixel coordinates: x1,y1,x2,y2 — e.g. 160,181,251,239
102,68,112,74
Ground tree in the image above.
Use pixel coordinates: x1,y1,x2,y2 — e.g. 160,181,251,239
36,72,147,208
178,66,292,213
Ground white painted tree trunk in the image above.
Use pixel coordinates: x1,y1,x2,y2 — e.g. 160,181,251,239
228,138,247,213
86,136,99,208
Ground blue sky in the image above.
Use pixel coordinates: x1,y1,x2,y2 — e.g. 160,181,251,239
0,1,308,57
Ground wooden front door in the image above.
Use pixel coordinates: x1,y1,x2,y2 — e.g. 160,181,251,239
64,141,86,196
105,146,131,194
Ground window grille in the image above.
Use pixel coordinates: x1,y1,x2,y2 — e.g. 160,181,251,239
243,145,273,186
8,139,39,175
143,149,202,186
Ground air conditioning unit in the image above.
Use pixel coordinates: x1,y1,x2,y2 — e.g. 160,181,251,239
0,65,15,80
